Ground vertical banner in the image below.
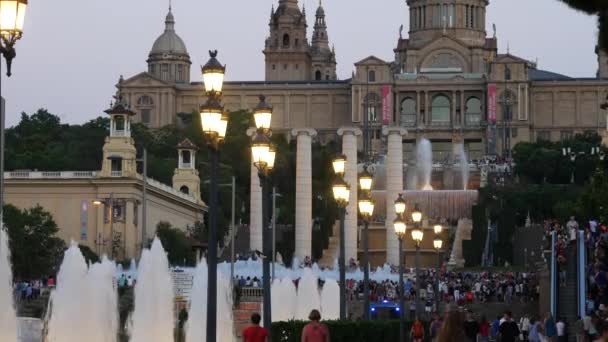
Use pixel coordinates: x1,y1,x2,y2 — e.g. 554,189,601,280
80,200,88,241
381,85,392,125
487,83,497,124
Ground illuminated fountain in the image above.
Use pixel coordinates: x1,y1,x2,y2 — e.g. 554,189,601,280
417,138,434,190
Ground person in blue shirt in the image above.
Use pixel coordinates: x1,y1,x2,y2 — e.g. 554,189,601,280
491,315,501,340
544,313,557,340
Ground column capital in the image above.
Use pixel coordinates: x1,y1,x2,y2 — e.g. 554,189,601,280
382,126,408,137
291,128,317,138
337,126,362,137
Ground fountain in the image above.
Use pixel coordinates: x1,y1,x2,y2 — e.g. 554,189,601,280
454,142,470,190
272,278,296,322
320,279,339,320
130,238,174,342
417,138,433,190
0,228,16,341
186,259,234,342
47,242,117,342
295,268,321,320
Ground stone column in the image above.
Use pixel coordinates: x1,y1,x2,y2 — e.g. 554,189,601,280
292,128,317,260
383,126,408,265
247,128,263,252
338,127,362,262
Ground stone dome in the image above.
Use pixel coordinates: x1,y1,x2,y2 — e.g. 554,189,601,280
149,10,189,57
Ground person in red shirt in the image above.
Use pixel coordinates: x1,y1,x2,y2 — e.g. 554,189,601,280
301,309,330,342
242,313,268,342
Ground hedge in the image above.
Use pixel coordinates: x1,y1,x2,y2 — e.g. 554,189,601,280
271,320,430,342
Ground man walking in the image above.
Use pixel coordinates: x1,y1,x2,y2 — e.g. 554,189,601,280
242,313,269,342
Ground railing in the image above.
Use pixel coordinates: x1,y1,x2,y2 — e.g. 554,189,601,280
110,171,123,177
239,287,264,299
111,129,128,137
6,171,96,179
138,175,198,204
465,116,482,127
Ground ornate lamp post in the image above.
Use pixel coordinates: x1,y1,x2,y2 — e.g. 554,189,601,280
432,224,443,313
200,50,227,342
0,0,27,226
332,155,350,320
358,168,374,319
251,95,276,330
410,204,423,318
394,195,407,342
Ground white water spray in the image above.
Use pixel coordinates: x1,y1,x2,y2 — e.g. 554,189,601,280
295,268,321,320
320,279,340,320
47,242,117,342
417,138,433,190
130,238,174,342
454,143,470,190
272,278,296,322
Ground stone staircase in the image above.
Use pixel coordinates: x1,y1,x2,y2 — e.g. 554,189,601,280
16,291,50,318
319,222,339,267
233,301,262,338
557,246,578,341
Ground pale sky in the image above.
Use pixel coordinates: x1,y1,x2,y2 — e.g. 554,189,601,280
2,0,598,126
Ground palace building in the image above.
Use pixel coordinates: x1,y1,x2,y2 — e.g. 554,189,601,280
114,0,608,265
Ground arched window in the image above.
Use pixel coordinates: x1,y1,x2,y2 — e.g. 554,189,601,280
368,70,376,83
182,150,191,164
115,116,125,131
465,97,482,126
282,34,290,48
431,95,451,125
400,98,417,127
137,96,154,106
180,186,190,195
315,70,322,80
325,74,330,80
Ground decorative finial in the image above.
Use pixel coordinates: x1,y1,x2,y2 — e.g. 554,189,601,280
507,41,510,54
259,95,266,102
169,0,172,12
209,50,218,58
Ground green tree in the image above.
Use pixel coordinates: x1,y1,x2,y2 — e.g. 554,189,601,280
155,222,195,266
4,204,66,280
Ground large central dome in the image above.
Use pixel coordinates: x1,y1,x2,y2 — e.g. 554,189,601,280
149,10,189,57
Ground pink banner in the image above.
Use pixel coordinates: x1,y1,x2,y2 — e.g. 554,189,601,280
381,85,392,125
487,83,497,123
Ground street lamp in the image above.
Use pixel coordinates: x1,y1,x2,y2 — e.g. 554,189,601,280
433,224,443,235
251,95,276,331
0,0,27,228
200,50,227,342
395,194,407,216
358,171,374,320
333,156,350,320
393,212,407,342
411,204,423,318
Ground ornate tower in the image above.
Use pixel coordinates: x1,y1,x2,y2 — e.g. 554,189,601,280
172,139,201,202
405,0,488,48
310,1,337,80
396,0,495,74
264,0,312,81
100,91,137,178
147,7,192,84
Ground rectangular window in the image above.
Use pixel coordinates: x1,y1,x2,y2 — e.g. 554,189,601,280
161,64,169,81
141,109,151,125
133,203,138,226
111,158,122,172
560,130,573,141
113,202,126,223
537,131,551,142
177,65,184,82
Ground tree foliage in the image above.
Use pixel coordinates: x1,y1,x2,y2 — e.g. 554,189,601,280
4,204,66,280
155,221,196,266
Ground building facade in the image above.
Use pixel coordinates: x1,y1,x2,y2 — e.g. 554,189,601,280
118,0,608,159
5,101,206,260
113,0,608,264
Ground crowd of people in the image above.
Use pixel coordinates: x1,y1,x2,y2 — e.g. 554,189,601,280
13,276,54,303
344,270,539,308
